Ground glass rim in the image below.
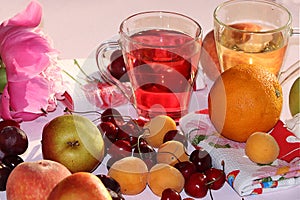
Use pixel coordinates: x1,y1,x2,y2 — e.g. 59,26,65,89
119,11,203,48
213,0,292,34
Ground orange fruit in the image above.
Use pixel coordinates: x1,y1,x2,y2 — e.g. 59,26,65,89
143,115,177,148
245,132,279,164
208,65,283,142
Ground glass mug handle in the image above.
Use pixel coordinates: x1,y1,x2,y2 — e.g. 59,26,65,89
291,27,300,35
278,60,300,85
278,27,300,85
95,40,135,108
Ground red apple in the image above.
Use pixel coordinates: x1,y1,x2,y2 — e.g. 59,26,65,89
200,30,221,81
47,172,112,200
6,160,71,200
42,114,105,173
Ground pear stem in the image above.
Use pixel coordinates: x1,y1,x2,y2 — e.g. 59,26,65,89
67,140,80,147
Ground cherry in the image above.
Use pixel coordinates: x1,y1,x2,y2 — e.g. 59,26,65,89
184,172,208,198
174,161,197,181
2,155,24,170
205,168,226,190
96,174,121,194
0,149,5,160
117,122,140,146
133,139,156,168
163,130,188,148
0,126,28,155
108,50,129,82
123,135,139,147
0,120,20,132
107,188,125,200
98,122,118,143
189,149,212,172
161,188,182,200
132,118,145,127
116,119,143,146
107,140,132,159
133,140,156,159
110,50,123,62
0,163,11,191
101,108,124,127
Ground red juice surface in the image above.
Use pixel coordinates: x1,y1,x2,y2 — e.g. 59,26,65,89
124,29,201,120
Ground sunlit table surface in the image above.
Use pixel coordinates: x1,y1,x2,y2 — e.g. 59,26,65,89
0,0,299,200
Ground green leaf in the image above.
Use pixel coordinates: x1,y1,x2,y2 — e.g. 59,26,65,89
0,67,7,93
261,177,272,183
191,135,208,145
208,142,231,148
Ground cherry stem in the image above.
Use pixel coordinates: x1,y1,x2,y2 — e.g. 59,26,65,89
209,189,214,200
62,69,83,86
188,128,200,138
40,108,48,115
136,135,144,159
221,160,225,172
64,107,102,116
205,160,226,187
73,59,95,82
205,174,222,186
142,128,151,138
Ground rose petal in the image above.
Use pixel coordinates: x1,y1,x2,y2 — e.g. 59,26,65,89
1,30,53,81
0,86,13,120
0,86,43,122
8,77,50,113
0,1,42,28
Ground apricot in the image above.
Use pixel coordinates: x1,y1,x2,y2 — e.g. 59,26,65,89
107,156,148,195
156,140,189,166
245,132,279,164
143,115,177,148
148,163,184,197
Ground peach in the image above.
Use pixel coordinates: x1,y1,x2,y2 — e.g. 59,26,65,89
47,172,112,200
6,160,71,200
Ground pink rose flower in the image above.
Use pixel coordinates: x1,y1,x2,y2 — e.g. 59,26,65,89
0,1,66,122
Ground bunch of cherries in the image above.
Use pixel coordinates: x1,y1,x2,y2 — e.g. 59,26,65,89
162,149,226,200
0,120,28,191
96,107,226,200
97,108,188,169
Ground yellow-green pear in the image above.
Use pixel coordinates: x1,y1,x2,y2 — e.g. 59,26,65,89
41,114,105,173
289,77,300,116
